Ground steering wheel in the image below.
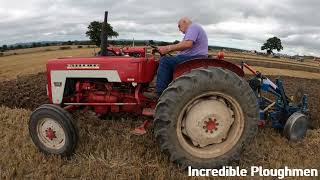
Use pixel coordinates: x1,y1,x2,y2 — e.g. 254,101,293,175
150,45,173,57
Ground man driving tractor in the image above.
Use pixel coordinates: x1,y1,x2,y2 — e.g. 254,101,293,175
143,17,208,100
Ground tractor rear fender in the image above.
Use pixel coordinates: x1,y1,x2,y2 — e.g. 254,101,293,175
173,58,245,80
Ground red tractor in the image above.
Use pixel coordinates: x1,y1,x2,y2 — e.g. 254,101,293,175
28,12,261,169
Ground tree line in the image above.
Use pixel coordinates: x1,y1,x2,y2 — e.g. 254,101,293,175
0,40,97,52
0,39,181,53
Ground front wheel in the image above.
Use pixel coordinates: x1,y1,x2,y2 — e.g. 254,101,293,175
154,67,259,168
29,104,78,156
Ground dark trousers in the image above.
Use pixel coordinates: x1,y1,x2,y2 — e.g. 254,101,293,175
156,55,202,96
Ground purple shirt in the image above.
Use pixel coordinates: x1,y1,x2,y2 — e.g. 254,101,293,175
178,23,208,56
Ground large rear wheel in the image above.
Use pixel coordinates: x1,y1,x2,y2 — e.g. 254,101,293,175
154,68,259,168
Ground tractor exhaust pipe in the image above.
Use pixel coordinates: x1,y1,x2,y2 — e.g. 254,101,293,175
100,11,108,56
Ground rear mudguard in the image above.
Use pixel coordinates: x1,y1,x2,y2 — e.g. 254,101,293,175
173,58,245,79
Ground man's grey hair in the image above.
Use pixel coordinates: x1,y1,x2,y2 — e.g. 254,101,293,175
178,17,192,24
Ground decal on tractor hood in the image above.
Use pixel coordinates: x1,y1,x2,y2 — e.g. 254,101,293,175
67,64,100,69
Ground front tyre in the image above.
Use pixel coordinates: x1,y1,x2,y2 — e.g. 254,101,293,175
29,104,78,156
154,68,259,168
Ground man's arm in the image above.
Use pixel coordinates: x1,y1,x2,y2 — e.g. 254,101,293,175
158,40,193,54
158,24,199,55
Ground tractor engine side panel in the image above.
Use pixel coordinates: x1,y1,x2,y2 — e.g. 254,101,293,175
50,70,121,104
70,81,142,114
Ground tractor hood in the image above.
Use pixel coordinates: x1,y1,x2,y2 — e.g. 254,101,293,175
46,56,158,84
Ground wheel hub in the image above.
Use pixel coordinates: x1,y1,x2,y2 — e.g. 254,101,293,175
182,97,234,147
45,128,57,141
203,118,219,133
37,118,66,149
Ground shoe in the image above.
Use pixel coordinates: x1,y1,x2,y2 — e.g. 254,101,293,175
143,92,159,100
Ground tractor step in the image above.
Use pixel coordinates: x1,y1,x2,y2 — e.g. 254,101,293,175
131,120,152,135
131,109,154,135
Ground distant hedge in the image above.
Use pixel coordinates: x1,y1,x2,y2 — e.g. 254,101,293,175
59,46,72,50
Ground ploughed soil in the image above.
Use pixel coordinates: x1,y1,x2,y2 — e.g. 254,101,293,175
0,72,319,179
229,58,320,73
0,72,49,110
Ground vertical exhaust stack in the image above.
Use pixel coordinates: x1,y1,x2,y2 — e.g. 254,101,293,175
100,11,108,56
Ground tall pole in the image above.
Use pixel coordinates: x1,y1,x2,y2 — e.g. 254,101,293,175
100,11,108,56
133,37,135,47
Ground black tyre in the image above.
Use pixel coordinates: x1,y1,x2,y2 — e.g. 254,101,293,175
154,67,259,168
283,112,308,141
29,104,78,156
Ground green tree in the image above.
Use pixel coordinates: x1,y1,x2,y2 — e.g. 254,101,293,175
8,45,14,50
86,21,119,47
261,37,283,55
32,42,38,48
1,45,8,52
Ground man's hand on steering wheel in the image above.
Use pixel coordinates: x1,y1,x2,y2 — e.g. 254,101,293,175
157,46,171,55
150,45,173,56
